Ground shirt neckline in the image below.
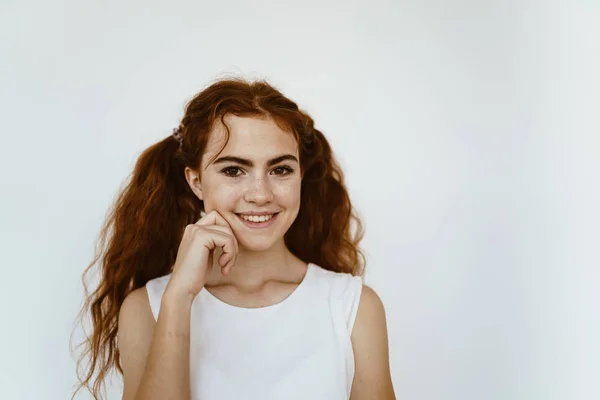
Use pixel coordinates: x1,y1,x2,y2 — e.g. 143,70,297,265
198,263,314,312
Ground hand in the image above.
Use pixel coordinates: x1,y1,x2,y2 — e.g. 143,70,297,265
166,210,238,299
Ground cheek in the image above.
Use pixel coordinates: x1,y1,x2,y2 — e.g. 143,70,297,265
274,181,302,204
203,181,242,209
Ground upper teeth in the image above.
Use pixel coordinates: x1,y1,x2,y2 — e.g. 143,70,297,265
242,214,274,222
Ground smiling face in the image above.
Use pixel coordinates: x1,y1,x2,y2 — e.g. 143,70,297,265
185,114,303,252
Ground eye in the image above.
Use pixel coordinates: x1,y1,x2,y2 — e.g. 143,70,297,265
220,165,294,178
220,166,244,178
273,166,294,175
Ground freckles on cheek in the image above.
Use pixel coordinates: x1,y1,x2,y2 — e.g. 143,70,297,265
204,181,239,207
215,183,241,199
275,182,302,199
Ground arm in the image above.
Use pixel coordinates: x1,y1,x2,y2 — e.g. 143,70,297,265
350,285,396,400
118,287,194,400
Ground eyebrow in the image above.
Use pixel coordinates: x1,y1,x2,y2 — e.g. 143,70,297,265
212,154,299,168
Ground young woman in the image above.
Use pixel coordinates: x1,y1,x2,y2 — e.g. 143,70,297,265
72,78,396,400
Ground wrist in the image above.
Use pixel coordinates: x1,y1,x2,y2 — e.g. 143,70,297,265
163,283,196,307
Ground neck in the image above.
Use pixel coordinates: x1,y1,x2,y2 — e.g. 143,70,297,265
206,239,304,290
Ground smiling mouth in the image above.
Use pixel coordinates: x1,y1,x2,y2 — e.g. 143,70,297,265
234,212,280,228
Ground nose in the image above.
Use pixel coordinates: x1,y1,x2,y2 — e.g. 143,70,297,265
243,176,274,205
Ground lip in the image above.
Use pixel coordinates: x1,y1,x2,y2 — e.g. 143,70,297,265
235,212,279,229
236,211,279,216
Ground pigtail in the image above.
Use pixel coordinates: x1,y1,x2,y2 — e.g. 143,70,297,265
71,134,201,400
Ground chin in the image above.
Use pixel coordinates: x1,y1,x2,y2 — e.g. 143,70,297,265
238,238,280,253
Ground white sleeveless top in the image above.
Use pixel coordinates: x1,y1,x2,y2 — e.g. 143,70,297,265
145,262,364,400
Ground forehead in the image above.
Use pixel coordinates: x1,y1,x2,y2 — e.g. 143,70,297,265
202,114,298,165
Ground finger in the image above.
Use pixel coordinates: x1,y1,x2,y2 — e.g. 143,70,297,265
217,246,230,265
217,251,235,277
221,251,237,276
218,251,231,271
212,236,236,274
195,210,231,229
204,230,237,266
202,225,239,254
201,224,233,236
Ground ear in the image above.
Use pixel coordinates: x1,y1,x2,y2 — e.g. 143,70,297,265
184,166,204,201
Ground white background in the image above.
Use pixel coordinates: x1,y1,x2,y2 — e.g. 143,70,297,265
1,0,598,399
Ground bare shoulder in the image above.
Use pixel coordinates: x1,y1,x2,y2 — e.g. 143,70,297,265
118,286,155,347
118,286,156,400
118,286,155,354
358,285,386,317
119,286,155,326
351,285,387,344
350,284,396,400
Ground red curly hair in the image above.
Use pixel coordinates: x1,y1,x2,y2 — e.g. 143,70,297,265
70,77,366,399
